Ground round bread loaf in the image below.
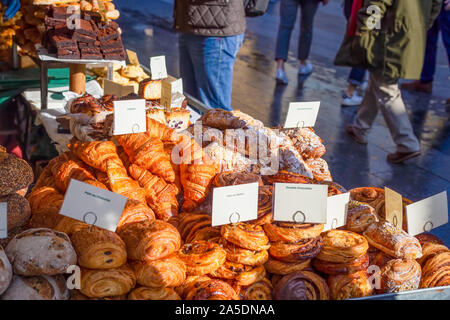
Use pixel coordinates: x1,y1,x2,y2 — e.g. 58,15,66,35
5,228,77,276
0,193,31,231
0,246,13,295
1,274,69,300
0,153,33,196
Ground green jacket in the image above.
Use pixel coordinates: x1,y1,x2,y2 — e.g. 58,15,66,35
335,0,443,81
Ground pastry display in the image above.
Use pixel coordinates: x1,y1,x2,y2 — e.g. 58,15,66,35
80,265,136,298
379,258,421,293
273,271,329,300
328,271,373,300
344,200,378,233
178,241,226,276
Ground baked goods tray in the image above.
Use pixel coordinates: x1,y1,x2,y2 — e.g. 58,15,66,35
37,48,126,66
351,286,450,300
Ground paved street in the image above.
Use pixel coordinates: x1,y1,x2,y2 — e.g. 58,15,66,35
114,0,450,243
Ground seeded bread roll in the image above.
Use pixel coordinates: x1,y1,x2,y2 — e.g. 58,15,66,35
5,228,77,276
1,274,70,300
0,246,13,295
0,193,31,231
0,153,33,196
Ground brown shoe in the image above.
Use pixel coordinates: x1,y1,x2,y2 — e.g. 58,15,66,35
345,125,368,144
401,81,433,93
387,151,421,164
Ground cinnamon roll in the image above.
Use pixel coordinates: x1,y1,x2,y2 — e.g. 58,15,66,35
249,185,273,226
344,201,378,233
185,279,239,300
80,265,136,298
316,230,369,263
131,254,186,288
213,172,263,187
128,287,181,300
363,221,422,259
349,187,384,204
269,237,323,262
420,251,450,288
117,219,181,262
217,238,268,266
328,271,373,300
174,275,211,298
264,256,311,275
273,271,329,300
210,262,266,286
379,258,421,293
313,253,370,275
263,222,324,243
262,170,315,185
178,241,226,276
176,213,211,241
221,223,270,251
189,227,221,242
319,181,347,196
369,250,393,269
240,278,273,300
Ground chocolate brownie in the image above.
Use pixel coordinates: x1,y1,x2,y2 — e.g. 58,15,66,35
45,16,67,27
81,52,103,60
80,47,101,54
101,47,125,54
98,21,119,30
50,6,70,19
103,52,126,61
98,27,119,42
78,41,100,49
100,37,123,50
51,33,77,48
75,19,96,37
58,49,80,59
73,32,97,44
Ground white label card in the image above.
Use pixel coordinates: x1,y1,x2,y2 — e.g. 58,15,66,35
273,183,328,223
113,99,147,135
284,101,320,128
59,179,128,232
0,203,7,239
161,76,184,109
323,192,350,231
406,191,448,236
212,182,259,227
150,55,168,80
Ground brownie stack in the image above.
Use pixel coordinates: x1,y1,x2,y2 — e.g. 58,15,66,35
44,6,126,60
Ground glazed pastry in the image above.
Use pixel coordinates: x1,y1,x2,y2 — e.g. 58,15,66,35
189,227,221,242
176,213,212,242
53,216,89,237
221,223,270,251
369,250,393,269
0,151,34,196
264,256,311,275
174,275,212,298
328,271,373,300
313,253,370,275
231,110,265,128
379,258,421,293
420,251,450,288
262,170,315,185
70,227,127,269
116,199,155,232
185,279,239,300
128,287,181,300
210,262,266,286
27,186,64,217
1,274,69,300
115,132,175,182
217,238,268,266
213,172,263,187
69,94,104,116
317,230,369,263
283,127,326,159
240,278,273,300
6,228,77,276
178,241,226,276
117,219,181,262
305,158,332,182
269,237,323,263
264,222,324,243
199,109,247,130
273,271,329,300
249,185,273,225
131,254,186,288
349,187,384,204
0,193,31,231
68,139,120,172
80,265,136,298
0,246,12,295
203,141,253,173
363,221,422,259
415,233,445,246
344,201,378,233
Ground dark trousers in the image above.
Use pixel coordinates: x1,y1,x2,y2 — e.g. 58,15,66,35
275,0,320,61
420,4,450,83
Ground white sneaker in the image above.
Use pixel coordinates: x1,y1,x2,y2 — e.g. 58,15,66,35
276,68,289,84
360,80,368,91
342,93,363,106
298,62,313,75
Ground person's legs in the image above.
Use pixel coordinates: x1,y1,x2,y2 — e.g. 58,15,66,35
420,17,440,83
298,0,319,64
178,33,199,100
440,5,450,65
275,0,299,65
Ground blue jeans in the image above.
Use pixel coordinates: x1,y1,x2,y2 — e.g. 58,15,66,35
275,0,319,61
420,4,450,83
178,33,244,111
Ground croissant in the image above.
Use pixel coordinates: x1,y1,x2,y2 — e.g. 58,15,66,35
185,279,239,300
54,160,96,193
106,159,147,204
116,146,131,169
146,117,179,143
27,187,65,229
240,278,273,300
175,213,212,242
115,133,175,182
164,142,182,192
117,219,181,262
95,170,111,189
54,216,89,236
68,139,119,172
80,265,136,298
273,271,329,300
116,199,155,233
128,287,181,300
31,164,56,193
128,164,178,221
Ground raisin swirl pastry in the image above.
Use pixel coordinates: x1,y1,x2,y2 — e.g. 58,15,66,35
176,213,212,242
221,223,270,251
313,253,370,275
328,271,373,300
349,187,384,204
69,94,104,116
264,256,311,275
210,262,266,286
185,279,239,300
190,227,221,242
216,238,268,266
128,287,181,300
420,251,450,288
269,237,323,263
131,254,186,288
379,258,421,293
249,185,273,226
262,170,315,185
98,94,117,112
283,127,326,159
273,271,329,300
319,181,347,196
174,275,212,299
178,241,226,276
213,172,263,187
264,222,324,243
240,278,273,300
344,201,379,233
316,230,369,263
80,265,136,298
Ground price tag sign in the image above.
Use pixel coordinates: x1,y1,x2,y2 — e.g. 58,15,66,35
59,179,127,232
406,191,448,236
126,49,139,66
212,182,259,227
323,192,350,231
0,203,7,239
385,187,403,229
161,76,183,109
113,99,147,135
284,101,320,129
150,55,168,80
273,183,328,223
104,79,136,97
